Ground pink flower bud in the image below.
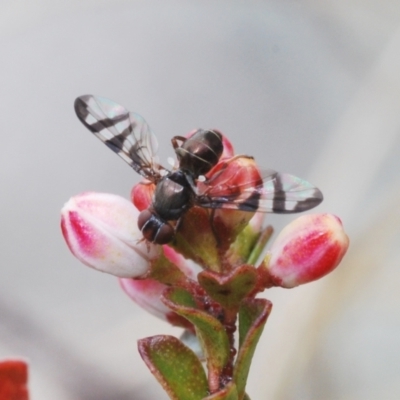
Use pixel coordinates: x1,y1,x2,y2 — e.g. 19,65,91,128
266,214,349,288
61,192,160,278
119,277,171,321
119,246,200,324
119,277,194,329
162,245,202,279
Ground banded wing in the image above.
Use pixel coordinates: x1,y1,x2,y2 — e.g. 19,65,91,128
74,95,164,181
196,157,323,213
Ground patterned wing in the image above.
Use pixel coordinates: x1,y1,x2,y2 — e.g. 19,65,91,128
74,95,164,181
196,158,323,213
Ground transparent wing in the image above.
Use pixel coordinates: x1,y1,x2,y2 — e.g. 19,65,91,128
196,159,323,213
74,95,164,181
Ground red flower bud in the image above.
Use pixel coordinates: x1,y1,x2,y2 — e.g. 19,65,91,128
220,133,234,160
202,156,263,243
61,192,160,278
131,181,155,211
0,359,29,400
265,214,349,288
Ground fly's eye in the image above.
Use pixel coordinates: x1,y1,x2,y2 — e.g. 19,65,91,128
138,209,160,242
138,209,174,244
137,209,153,231
154,223,174,244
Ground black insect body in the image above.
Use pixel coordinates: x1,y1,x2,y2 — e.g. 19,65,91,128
74,95,323,245
136,130,225,243
138,170,196,244
172,129,224,176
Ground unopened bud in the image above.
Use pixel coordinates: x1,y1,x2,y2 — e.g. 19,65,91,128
265,214,349,288
61,192,160,278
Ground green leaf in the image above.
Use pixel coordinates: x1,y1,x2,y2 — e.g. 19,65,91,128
138,335,208,400
233,299,272,400
173,207,221,271
163,287,230,381
227,222,261,266
202,381,238,400
147,251,188,286
198,265,258,310
164,286,198,308
246,225,273,265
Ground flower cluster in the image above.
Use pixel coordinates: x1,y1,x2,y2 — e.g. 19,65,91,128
61,131,349,398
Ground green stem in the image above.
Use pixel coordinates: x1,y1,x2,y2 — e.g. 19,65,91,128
247,225,273,265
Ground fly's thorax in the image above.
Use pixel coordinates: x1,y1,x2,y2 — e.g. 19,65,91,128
152,170,194,220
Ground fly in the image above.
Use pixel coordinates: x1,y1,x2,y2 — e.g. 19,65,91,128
74,95,323,244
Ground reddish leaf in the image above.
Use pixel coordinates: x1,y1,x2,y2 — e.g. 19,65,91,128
198,266,258,310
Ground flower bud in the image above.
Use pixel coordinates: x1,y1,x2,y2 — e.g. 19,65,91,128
131,181,155,211
265,214,349,288
0,359,29,400
203,156,263,246
119,277,194,329
120,246,199,326
119,277,171,321
61,192,160,278
162,245,202,279
219,132,235,160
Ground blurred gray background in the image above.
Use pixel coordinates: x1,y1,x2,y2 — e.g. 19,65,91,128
1,1,400,399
